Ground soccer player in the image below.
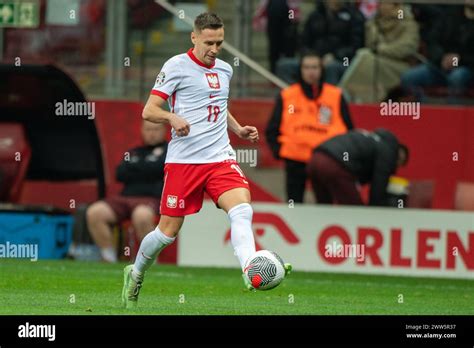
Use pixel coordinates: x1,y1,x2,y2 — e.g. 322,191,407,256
122,12,291,308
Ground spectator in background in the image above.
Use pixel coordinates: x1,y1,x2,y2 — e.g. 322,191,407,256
276,1,365,84
308,128,409,206
266,50,354,203
253,0,301,74
358,0,379,20
86,120,167,263
401,2,474,103
302,0,365,84
409,3,443,48
339,2,419,103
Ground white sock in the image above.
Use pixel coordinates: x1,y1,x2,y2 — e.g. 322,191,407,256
132,226,175,279
228,203,256,271
101,247,117,263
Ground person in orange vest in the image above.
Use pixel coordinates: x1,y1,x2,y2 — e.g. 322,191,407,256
266,50,354,203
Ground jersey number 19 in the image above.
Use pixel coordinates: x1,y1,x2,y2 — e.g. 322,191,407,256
207,105,221,123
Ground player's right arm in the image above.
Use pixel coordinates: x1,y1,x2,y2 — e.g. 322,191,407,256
143,57,190,136
142,95,190,136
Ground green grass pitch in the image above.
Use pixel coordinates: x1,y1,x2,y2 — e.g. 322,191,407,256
1,259,473,315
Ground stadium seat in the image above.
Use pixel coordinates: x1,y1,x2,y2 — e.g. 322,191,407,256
454,182,474,211
18,180,98,211
1,63,106,209
407,180,435,209
0,123,31,202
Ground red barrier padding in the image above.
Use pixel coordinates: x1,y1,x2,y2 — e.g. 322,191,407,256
17,99,473,211
19,180,98,210
94,100,145,197
229,99,474,210
349,104,474,210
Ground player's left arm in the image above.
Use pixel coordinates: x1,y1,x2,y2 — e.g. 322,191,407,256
227,110,259,143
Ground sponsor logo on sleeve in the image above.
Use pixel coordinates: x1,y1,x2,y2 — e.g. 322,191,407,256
156,71,166,86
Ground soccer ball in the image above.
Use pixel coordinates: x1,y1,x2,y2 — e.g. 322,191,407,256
243,250,286,291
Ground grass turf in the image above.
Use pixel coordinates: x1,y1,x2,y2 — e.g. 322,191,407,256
1,259,473,315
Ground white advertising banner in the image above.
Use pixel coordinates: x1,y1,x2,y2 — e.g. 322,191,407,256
178,202,474,279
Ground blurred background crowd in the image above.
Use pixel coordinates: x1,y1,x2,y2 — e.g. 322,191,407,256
2,0,473,104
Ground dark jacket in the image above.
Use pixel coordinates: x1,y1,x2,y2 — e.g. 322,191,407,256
424,5,474,68
303,3,365,60
116,142,167,198
315,129,400,206
410,4,443,50
266,79,354,160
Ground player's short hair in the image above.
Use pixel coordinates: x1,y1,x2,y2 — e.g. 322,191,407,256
194,13,224,32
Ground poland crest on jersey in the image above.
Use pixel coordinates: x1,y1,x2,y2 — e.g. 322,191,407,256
166,195,178,208
205,73,220,89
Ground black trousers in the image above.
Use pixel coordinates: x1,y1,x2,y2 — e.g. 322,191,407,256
284,159,307,203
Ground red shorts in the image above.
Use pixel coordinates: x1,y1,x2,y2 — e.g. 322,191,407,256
160,160,250,216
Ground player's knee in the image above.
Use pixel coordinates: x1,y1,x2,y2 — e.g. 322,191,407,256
158,215,183,238
218,188,251,212
228,203,253,222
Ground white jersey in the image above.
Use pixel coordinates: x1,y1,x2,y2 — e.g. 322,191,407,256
151,49,236,164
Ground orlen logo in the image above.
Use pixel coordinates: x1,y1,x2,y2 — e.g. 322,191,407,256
224,212,300,250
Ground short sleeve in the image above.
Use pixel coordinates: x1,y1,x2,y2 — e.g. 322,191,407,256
151,58,182,100
227,63,234,80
